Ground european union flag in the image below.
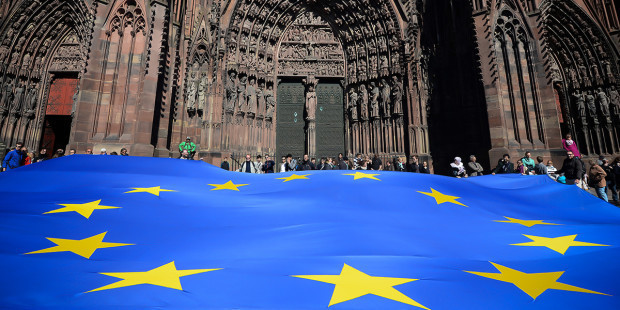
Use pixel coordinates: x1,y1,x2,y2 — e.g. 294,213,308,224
1,155,619,309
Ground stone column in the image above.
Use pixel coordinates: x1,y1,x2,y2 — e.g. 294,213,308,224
303,76,318,157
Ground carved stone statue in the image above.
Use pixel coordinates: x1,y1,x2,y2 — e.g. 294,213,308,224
256,82,265,118
186,78,197,110
349,88,358,121
305,84,317,121
0,80,13,111
609,86,620,114
596,88,610,119
369,82,380,118
379,79,391,116
265,85,275,120
585,91,598,123
225,71,237,113
27,84,38,111
359,84,368,121
391,76,403,115
573,91,586,119
197,76,207,111
11,81,25,114
237,75,247,112
246,77,257,115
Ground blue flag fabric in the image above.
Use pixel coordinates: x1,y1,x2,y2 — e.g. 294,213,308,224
0,155,619,309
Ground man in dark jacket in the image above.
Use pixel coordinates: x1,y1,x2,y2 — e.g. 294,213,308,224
557,151,583,185
492,154,514,175
407,155,421,173
220,157,230,171
298,154,315,171
371,154,382,171
2,142,24,171
338,156,349,170
262,155,276,174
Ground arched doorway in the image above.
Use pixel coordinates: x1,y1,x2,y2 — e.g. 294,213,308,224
0,0,90,157
275,12,345,160
221,0,409,160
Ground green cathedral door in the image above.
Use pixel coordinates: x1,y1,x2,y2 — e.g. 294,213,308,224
276,82,306,160
316,82,345,159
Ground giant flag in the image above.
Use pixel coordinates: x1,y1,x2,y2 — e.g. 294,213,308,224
0,155,619,309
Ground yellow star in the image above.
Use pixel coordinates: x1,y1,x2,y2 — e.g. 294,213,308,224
343,171,381,181
277,174,311,182
465,262,610,299
86,261,221,293
208,180,248,191
24,232,133,259
44,200,120,219
292,263,428,309
417,188,468,207
511,234,609,254
125,186,176,196
494,216,561,227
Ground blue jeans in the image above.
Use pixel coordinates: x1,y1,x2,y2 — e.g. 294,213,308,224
595,187,608,202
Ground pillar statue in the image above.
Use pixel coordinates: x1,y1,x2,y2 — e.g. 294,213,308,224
237,75,247,113
359,84,369,121
256,81,265,118
369,82,380,119
573,91,586,119
303,76,319,157
391,76,403,115
585,91,598,124
197,76,207,112
247,77,257,116
224,71,237,114
0,80,13,112
186,78,197,111
11,81,25,114
349,88,358,121
380,79,391,117
596,88,611,120
264,85,275,120
609,86,620,115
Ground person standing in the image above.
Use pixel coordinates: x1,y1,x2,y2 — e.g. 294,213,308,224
371,154,382,171
279,156,287,172
238,154,259,173
262,155,275,174
557,151,583,185
254,155,264,174
120,148,129,156
466,155,484,176
2,142,24,171
588,160,608,202
562,134,581,158
220,157,230,171
407,155,421,173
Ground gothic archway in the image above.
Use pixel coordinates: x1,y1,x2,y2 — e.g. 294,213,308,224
221,0,408,157
0,0,92,156
541,0,620,156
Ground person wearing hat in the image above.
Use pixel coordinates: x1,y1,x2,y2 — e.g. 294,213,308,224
179,137,196,159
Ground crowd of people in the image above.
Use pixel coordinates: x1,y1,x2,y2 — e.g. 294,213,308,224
3,134,618,205
1,141,129,172
222,153,431,175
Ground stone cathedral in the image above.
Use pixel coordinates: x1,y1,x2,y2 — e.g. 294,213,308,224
0,0,618,174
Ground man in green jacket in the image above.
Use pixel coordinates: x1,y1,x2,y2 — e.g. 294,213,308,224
179,137,196,159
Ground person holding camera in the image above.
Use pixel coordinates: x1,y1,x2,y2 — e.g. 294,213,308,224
492,154,514,175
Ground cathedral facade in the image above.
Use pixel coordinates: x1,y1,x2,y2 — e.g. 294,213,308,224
0,0,618,173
